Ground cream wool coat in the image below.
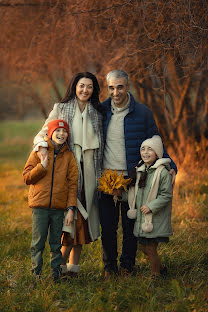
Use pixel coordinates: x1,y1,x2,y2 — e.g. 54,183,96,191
33,99,104,241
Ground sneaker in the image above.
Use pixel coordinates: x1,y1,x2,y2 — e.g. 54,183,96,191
104,270,118,281
160,266,168,278
53,273,61,284
151,273,161,281
52,269,61,283
119,267,132,277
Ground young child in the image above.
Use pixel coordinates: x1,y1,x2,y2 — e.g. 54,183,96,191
127,135,173,279
23,119,78,282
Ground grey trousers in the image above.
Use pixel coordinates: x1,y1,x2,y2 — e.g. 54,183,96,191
31,208,64,277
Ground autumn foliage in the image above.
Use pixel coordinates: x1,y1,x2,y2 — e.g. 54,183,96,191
98,169,132,194
98,169,131,204
0,0,207,166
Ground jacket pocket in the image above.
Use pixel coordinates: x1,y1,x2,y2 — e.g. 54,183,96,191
52,190,68,209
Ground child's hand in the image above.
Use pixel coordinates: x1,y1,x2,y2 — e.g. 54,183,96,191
140,205,151,215
65,210,74,226
40,153,48,168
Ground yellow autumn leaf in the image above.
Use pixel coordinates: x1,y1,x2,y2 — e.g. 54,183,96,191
98,169,132,195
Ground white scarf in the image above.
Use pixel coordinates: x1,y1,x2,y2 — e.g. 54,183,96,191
72,101,99,216
72,101,99,157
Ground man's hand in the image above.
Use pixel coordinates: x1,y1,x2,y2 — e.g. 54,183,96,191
112,189,122,197
65,210,74,226
169,169,176,187
37,147,48,160
140,205,151,215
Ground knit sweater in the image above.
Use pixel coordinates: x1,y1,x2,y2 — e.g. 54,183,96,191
102,94,130,175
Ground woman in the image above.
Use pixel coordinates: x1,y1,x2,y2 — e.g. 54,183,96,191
33,72,104,275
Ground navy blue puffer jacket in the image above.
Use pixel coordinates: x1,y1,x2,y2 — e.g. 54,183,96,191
101,93,177,174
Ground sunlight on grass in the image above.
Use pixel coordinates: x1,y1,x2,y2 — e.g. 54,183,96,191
174,168,208,221
0,121,208,312
0,120,44,162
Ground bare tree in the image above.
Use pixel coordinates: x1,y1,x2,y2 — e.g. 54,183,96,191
0,0,207,164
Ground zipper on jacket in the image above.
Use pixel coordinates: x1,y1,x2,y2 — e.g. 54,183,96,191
49,153,57,209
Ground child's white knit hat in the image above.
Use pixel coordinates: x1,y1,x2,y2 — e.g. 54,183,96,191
140,135,163,159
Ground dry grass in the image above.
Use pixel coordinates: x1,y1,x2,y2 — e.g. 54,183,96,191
0,121,208,312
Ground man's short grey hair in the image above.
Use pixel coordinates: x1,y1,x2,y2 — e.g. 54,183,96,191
106,70,129,85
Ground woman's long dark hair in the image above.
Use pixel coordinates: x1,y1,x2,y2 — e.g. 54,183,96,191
61,72,102,113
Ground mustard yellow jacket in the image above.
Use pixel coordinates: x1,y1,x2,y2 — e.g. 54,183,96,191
23,138,78,210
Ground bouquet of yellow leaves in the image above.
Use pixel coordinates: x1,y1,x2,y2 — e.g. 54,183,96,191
98,169,132,205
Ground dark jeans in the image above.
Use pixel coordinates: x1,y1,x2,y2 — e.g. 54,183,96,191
99,193,137,273
31,208,64,277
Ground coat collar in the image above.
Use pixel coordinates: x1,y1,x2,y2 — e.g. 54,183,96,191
128,93,136,113
44,135,69,153
136,158,171,172
102,92,136,113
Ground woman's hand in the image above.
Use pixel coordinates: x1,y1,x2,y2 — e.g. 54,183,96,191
140,205,151,215
40,153,48,169
37,147,48,159
65,210,74,226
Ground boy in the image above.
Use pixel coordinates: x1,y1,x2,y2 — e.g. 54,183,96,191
23,119,78,282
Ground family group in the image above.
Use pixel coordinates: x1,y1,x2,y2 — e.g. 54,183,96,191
23,70,177,283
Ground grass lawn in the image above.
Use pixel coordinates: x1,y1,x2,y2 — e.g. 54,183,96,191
0,120,208,312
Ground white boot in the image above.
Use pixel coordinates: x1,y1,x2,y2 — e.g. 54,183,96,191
66,264,80,273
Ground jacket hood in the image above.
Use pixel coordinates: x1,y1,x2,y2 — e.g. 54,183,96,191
136,158,171,172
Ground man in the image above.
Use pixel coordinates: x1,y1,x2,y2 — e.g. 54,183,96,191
99,70,177,278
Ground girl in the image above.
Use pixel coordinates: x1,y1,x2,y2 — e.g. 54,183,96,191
33,72,104,276
127,135,173,278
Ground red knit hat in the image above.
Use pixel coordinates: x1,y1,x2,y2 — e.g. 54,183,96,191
47,119,69,139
